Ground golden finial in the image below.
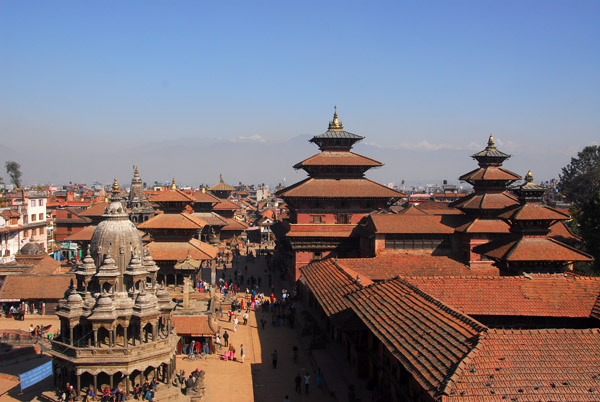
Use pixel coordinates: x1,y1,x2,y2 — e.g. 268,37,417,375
112,178,120,195
488,134,495,146
170,177,176,190
328,105,344,131
134,166,139,176
525,170,533,183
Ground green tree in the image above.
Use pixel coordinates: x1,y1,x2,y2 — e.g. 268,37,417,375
559,146,600,272
5,161,22,189
559,145,600,206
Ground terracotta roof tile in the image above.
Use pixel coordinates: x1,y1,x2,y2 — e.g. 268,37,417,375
277,178,405,199
459,166,521,182
0,274,74,300
299,259,372,316
191,212,228,226
220,218,249,231
14,254,62,275
65,225,97,241
336,254,495,281
172,315,217,336
191,192,221,203
148,189,195,203
452,192,519,211
404,275,600,318
474,237,593,262
346,279,486,396
79,202,109,217
497,203,571,221
369,214,456,234
147,239,218,261
212,199,242,210
137,213,207,230
287,224,355,238
410,201,465,215
455,218,511,234
293,151,383,168
445,329,600,401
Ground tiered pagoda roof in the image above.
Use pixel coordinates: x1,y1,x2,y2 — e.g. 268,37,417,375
474,171,593,271
452,135,521,216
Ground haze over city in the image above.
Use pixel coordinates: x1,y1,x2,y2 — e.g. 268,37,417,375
1,1,599,188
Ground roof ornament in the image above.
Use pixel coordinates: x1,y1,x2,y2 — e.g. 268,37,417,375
525,170,533,183
170,177,176,190
134,166,139,177
487,134,496,150
112,178,120,195
219,174,224,183
328,105,344,131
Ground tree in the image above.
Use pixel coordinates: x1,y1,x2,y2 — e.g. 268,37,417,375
559,146,600,272
5,161,22,189
559,145,600,206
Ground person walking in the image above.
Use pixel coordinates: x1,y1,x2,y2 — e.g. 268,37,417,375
304,373,311,394
295,373,302,394
233,316,239,332
223,330,229,347
240,344,245,363
243,311,249,325
272,349,278,369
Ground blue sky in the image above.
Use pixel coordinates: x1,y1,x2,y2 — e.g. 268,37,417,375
1,1,599,188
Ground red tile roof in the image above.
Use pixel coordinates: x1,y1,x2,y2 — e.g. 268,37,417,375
147,239,218,261
287,224,356,238
220,218,248,231
172,315,217,336
497,203,571,221
410,201,464,215
368,214,456,234
148,189,195,203
0,274,74,300
346,279,486,397
191,212,228,226
336,254,495,281
79,202,109,217
452,192,519,211
293,151,383,168
548,221,579,244
65,225,97,241
474,237,593,262
137,213,207,230
277,178,405,199
444,329,600,401
299,259,372,316
191,192,221,204
404,274,600,318
459,166,521,182
212,199,242,210
455,218,511,234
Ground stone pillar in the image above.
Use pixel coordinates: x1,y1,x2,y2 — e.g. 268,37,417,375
109,373,113,389
124,327,128,348
69,327,74,346
76,373,81,397
152,324,157,342
93,329,98,347
126,375,130,395
93,374,97,394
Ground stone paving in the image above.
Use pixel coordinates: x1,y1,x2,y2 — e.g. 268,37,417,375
0,248,369,401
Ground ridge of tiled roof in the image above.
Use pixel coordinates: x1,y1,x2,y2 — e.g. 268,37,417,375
137,213,207,230
192,191,221,203
451,192,519,210
311,130,364,140
346,278,486,397
336,254,494,280
368,214,456,234
459,166,521,182
147,238,218,261
454,218,511,234
79,202,109,217
148,189,195,203
212,199,242,210
276,177,405,199
473,236,593,262
404,274,600,318
410,201,464,215
299,259,372,317
442,328,600,400
293,151,383,168
221,217,249,231
497,203,571,221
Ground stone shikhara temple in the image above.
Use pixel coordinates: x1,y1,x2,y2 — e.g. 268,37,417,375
50,179,178,397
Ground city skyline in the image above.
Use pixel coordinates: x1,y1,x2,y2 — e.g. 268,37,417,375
1,1,599,187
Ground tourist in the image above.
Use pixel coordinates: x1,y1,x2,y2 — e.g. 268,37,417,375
272,349,278,368
223,330,229,346
304,373,311,394
295,373,302,394
133,384,141,400
233,316,238,332
240,344,245,363
243,311,249,325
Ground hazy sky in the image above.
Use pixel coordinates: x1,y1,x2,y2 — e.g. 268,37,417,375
1,1,599,188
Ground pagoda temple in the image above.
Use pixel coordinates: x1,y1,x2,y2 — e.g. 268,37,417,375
138,179,219,287
275,108,404,280
474,171,593,272
50,179,178,398
451,135,521,267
